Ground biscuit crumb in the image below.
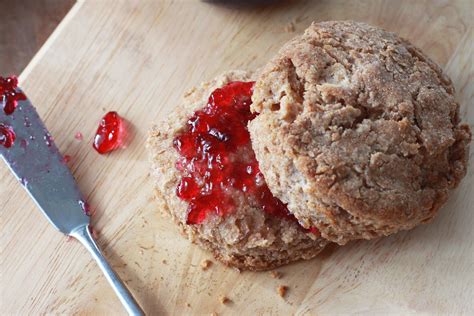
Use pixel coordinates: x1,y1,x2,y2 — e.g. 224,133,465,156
270,271,282,279
277,285,288,298
220,296,231,305
284,21,295,33
186,303,191,307
201,259,213,270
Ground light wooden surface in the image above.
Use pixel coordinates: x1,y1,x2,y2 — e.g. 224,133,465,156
1,0,473,314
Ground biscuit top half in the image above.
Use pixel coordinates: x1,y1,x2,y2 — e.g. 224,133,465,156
248,21,471,244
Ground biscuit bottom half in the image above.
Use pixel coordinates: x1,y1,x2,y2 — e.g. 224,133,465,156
147,71,327,271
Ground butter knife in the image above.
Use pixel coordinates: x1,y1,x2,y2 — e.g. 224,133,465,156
0,83,144,315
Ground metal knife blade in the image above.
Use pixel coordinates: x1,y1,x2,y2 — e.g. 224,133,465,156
0,92,89,234
1,85,144,315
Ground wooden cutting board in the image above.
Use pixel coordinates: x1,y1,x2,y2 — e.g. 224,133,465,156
1,0,472,314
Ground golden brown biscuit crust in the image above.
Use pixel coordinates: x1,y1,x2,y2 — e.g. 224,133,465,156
249,21,471,244
147,71,327,270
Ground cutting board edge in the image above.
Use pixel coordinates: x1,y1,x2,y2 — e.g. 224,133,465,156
19,0,82,84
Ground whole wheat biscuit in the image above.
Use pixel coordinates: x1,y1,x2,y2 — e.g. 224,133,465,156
249,21,471,245
147,71,327,270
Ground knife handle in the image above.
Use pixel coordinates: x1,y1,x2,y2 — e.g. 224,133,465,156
71,224,145,316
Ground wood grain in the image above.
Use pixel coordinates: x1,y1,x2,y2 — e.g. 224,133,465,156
1,0,472,314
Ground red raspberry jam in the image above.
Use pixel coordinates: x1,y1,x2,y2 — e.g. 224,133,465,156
1,76,26,115
0,123,16,148
63,154,72,163
93,111,125,154
173,81,300,226
75,132,83,141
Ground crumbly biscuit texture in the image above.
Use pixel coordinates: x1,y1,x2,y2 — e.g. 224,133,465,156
249,21,471,244
147,71,327,270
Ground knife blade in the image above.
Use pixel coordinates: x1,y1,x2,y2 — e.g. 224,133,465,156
1,83,144,315
1,93,90,234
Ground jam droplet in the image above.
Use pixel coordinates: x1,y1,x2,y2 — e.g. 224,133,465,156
1,76,26,115
89,226,99,239
24,116,31,127
44,132,53,147
93,111,124,154
0,123,16,148
173,81,300,226
20,139,28,149
74,132,83,141
78,200,92,216
308,226,320,236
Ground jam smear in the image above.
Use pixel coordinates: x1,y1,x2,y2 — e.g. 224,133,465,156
63,154,72,163
0,123,16,148
93,111,125,154
78,200,92,216
173,81,301,226
1,76,26,115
